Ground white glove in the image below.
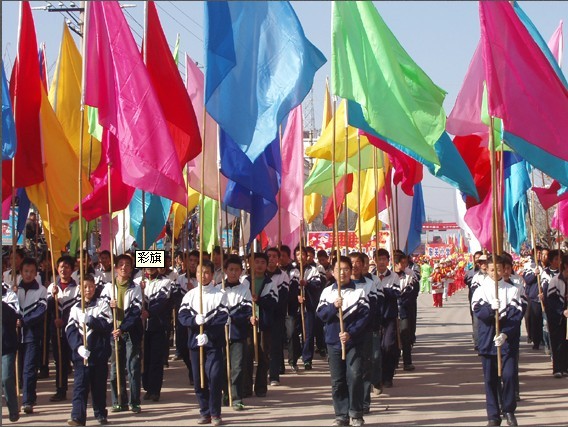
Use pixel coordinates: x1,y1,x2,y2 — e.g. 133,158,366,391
195,314,206,326
534,266,541,275
196,333,209,347
493,333,507,347
226,316,232,326
78,345,91,359
490,298,500,311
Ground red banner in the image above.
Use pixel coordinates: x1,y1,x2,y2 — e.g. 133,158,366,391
307,230,391,255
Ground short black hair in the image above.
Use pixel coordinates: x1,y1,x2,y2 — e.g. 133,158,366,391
266,247,281,257
253,252,268,263
375,248,390,260
198,260,214,274
21,257,38,272
99,250,111,257
489,255,504,266
547,249,560,264
294,246,307,256
82,273,96,284
280,245,291,257
349,252,365,264
332,256,352,270
305,246,316,256
189,250,200,259
224,255,243,270
317,249,328,258
393,252,407,265
57,255,76,269
114,254,133,267
501,252,513,267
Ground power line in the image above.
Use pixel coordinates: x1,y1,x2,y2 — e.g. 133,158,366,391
167,1,203,30
156,2,203,43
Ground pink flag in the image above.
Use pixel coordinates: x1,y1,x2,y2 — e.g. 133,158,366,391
446,41,488,137
185,54,227,200
480,2,568,162
547,20,563,65
84,1,186,205
532,180,568,210
551,199,568,236
265,106,304,248
99,213,119,252
464,191,493,250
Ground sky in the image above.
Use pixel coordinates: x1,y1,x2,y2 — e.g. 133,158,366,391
2,1,567,222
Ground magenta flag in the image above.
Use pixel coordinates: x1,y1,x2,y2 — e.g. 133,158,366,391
479,2,568,162
265,106,304,248
464,191,493,251
532,180,568,210
84,1,186,205
551,199,568,236
446,41,487,137
99,213,119,252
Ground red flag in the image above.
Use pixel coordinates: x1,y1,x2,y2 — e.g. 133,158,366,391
453,134,491,209
2,1,43,193
532,180,568,210
322,174,353,228
145,2,201,166
84,1,186,207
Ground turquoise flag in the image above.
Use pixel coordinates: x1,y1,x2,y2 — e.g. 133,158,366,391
129,190,172,250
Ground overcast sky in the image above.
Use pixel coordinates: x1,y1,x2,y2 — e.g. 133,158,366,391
2,1,566,222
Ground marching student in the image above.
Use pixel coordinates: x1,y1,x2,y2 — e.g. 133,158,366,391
65,275,113,426
16,257,47,415
178,260,229,426
374,248,401,389
317,256,370,427
472,255,524,427
279,245,302,373
242,253,279,397
295,246,325,371
430,264,444,307
101,254,144,414
221,255,253,411
136,267,173,401
47,255,81,402
95,250,113,285
2,281,21,422
394,252,420,372
546,253,568,378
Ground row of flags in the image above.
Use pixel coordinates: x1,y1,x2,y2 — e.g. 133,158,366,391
1,1,566,258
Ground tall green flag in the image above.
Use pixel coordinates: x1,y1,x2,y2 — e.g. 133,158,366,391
201,196,218,253
331,1,446,166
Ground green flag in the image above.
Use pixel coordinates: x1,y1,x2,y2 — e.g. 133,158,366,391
201,196,218,253
332,1,446,166
173,33,180,65
304,144,380,197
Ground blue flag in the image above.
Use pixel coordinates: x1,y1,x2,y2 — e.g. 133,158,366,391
220,129,281,243
503,152,530,253
2,62,16,161
205,1,326,162
129,190,172,250
348,100,479,200
405,183,426,255
16,188,31,237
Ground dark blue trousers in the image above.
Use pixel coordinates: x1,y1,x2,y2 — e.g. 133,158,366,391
302,311,316,364
381,318,398,383
19,341,40,405
190,347,224,418
51,326,70,393
70,361,108,423
327,343,364,422
481,352,517,421
143,329,167,395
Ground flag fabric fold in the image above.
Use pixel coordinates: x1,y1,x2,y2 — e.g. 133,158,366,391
322,174,353,228
405,183,426,254
84,1,186,206
532,180,568,210
129,189,172,250
2,62,17,161
551,199,568,236
146,1,201,166
503,153,530,253
332,1,447,167
205,1,326,162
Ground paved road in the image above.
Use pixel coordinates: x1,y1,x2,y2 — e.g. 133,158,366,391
4,288,567,425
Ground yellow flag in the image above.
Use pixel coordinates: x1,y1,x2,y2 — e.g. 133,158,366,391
26,86,93,259
49,24,101,175
304,192,322,224
321,78,333,131
172,187,200,239
306,100,371,161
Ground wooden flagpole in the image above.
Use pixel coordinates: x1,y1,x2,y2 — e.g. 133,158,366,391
198,93,207,389
331,96,345,360
343,103,349,255
357,133,362,252
373,149,380,252
488,117,502,376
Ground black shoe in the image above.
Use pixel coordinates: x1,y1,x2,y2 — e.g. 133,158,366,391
37,369,50,379
9,414,19,422
505,413,518,426
197,415,212,424
143,392,152,401
97,417,109,425
403,364,415,371
67,419,85,426
363,407,370,414
288,362,299,373
255,391,267,398
333,418,349,426
50,392,67,402
383,380,393,388
22,404,33,414
304,361,312,371
486,420,501,427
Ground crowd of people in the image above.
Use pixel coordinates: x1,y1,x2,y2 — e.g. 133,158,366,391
2,240,567,426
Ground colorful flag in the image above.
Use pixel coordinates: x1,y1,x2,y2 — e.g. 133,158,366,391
205,1,325,162
547,20,563,67
2,1,43,192
146,1,201,166
480,2,568,163
405,183,426,254
332,1,446,166
464,191,493,251
551,199,568,236
201,196,219,253
265,106,304,249
322,174,353,228
1,62,16,161
84,1,186,206
129,189,172,250
532,180,568,210
503,153,530,253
